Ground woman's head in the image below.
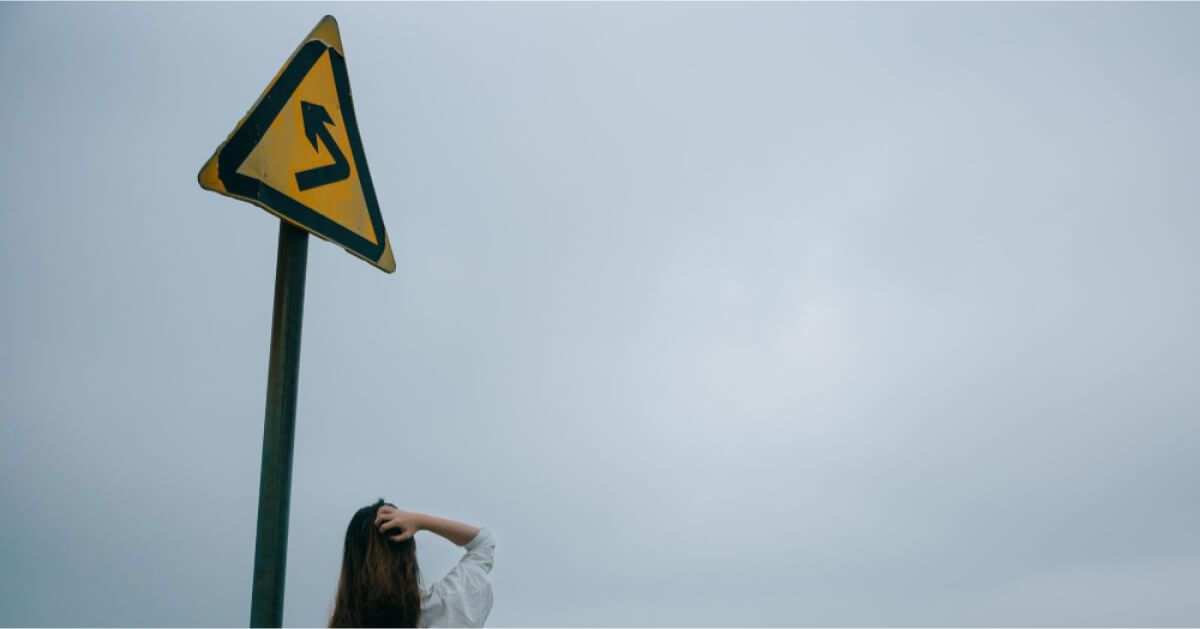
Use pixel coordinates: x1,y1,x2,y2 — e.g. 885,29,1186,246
329,499,422,628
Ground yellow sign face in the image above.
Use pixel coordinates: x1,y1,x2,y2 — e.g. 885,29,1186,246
198,16,395,273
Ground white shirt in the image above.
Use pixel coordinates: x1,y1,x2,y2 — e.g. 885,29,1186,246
421,527,496,628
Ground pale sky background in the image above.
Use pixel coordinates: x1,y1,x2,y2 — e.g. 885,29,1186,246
2,2,1199,627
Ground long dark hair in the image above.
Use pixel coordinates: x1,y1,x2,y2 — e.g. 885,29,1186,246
329,499,422,628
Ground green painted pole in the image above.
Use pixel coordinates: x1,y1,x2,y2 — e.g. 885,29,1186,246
250,220,309,628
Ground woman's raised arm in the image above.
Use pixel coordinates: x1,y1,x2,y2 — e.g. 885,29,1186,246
375,505,481,546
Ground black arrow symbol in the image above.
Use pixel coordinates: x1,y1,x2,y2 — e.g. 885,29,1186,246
294,101,351,191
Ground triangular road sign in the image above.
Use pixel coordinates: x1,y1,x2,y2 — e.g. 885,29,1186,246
198,15,395,273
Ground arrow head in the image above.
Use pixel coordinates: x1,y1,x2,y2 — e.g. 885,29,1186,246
300,101,334,152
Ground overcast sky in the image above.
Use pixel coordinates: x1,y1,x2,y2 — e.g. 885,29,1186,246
2,2,1199,627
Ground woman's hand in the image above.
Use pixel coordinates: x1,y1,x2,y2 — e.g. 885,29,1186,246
374,505,424,542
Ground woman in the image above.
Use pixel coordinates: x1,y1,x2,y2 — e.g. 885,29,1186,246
329,499,496,628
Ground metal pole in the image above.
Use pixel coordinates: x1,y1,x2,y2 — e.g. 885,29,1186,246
250,220,309,628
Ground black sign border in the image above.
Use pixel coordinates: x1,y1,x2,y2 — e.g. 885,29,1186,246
217,40,386,263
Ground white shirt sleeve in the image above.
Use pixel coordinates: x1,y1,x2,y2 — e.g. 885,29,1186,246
423,527,496,628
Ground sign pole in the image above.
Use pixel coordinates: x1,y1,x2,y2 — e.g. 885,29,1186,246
250,220,309,628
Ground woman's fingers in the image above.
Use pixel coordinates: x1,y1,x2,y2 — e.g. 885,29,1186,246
374,506,395,526
374,508,416,538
